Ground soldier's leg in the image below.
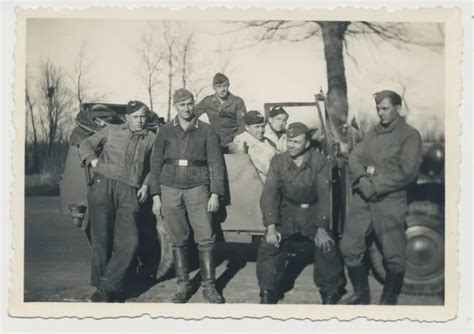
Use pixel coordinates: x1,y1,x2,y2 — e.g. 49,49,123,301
160,185,193,303
372,197,408,305
256,237,289,304
313,236,346,304
97,180,139,294
183,185,224,304
339,193,373,304
87,174,113,297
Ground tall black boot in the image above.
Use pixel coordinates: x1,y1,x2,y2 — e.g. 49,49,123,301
340,265,371,305
172,247,192,303
380,270,404,305
199,250,225,304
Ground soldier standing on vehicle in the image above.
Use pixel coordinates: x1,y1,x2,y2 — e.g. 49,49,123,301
256,122,346,304
265,106,289,153
340,90,423,305
194,73,247,150
149,88,226,304
232,110,277,182
79,101,155,302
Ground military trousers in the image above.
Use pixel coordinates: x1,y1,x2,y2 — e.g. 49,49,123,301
160,184,215,251
87,174,139,292
340,192,408,273
256,233,346,294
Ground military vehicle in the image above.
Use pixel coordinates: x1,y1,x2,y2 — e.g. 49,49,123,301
60,97,445,296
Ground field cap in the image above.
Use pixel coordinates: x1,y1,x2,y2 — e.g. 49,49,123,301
269,106,289,118
126,100,149,114
213,72,229,85
287,122,310,138
173,88,194,104
373,90,402,106
243,110,265,125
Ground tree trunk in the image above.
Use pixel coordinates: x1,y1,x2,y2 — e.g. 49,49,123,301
167,49,173,122
318,21,350,146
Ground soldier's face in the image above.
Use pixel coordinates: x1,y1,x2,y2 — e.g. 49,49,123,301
376,98,400,126
287,134,310,157
175,97,195,121
126,107,148,132
268,114,289,133
213,81,230,99
246,122,266,140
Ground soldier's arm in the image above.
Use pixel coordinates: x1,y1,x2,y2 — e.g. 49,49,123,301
248,144,273,177
142,133,156,187
78,126,110,165
206,127,226,197
148,129,166,196
235,98,247,135
314,154,331,230
260,155,282,227
193,98,207,118
370,130,423,196
348,137,369,185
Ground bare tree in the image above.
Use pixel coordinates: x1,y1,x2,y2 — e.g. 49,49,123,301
25,82,39,172
179,32,194,89
37,59,73,157
163,23,178,122
139,30,164,111
238,20,444,151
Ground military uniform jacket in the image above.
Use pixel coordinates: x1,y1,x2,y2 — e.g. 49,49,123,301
260,150,330,238
349,116,423,200
194,92,247,147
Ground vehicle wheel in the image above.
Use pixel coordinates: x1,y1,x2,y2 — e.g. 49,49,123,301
155,217,174,280
369,201,444,296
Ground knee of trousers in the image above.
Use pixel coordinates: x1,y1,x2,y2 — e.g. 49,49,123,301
340,235,365,262
383,252,407,273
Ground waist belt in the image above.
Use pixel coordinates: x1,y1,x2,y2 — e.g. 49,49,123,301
284,197,317,209
164,159,208,167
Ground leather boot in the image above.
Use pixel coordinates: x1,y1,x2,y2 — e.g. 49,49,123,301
380,270,404,305
340,265,371,305
199,250,225,304
320,287,346,305
260,290,278,304
90,288,114,303
172,248,192,303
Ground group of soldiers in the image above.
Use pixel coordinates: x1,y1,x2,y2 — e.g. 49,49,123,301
79,72,423,305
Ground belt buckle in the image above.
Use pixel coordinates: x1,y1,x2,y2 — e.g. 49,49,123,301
178,159,188,167
300,203,309,209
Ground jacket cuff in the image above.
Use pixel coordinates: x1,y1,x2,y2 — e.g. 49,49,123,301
262,213,280,227
148,183,161,196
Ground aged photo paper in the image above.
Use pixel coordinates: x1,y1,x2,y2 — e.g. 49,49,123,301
9,5,461,321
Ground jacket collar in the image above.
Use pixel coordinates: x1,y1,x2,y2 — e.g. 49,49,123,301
212,92,234,106
173,116,199,129
120,123,148,135
375,115,404,134
284,150,312,171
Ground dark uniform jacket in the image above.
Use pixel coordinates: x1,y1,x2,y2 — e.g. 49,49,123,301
260,149,330,238
79,124,155,188
194,92,247,147
148,117,225,197
349,116,423,200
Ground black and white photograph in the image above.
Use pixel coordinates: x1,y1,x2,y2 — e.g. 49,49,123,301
7,5,463,322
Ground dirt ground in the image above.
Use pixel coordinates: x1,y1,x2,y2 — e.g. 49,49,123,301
24,197,443,305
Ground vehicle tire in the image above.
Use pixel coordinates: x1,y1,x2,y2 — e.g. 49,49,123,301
369,201,444,296
155,217,174,280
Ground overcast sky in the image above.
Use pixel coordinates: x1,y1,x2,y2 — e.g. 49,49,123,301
26,19,445,139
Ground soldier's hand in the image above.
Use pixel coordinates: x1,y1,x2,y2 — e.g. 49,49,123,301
152,195,163,219
358,176,377,201
207,193,220,213
265,225,282,248
314,228,335,253
90,158,99,168
137,185,149,203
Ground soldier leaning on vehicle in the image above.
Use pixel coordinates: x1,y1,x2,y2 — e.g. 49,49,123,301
340,90,423,305
79,100,155,303
149,88,226,304
256,122,346,305
194,73,247,150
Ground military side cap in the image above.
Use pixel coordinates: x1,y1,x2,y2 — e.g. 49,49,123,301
173,88,194,103
213,72,229,85
287,122,310,138
269,106,289,118
373,90,402,105
126,100,148,114
243,110,265,125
